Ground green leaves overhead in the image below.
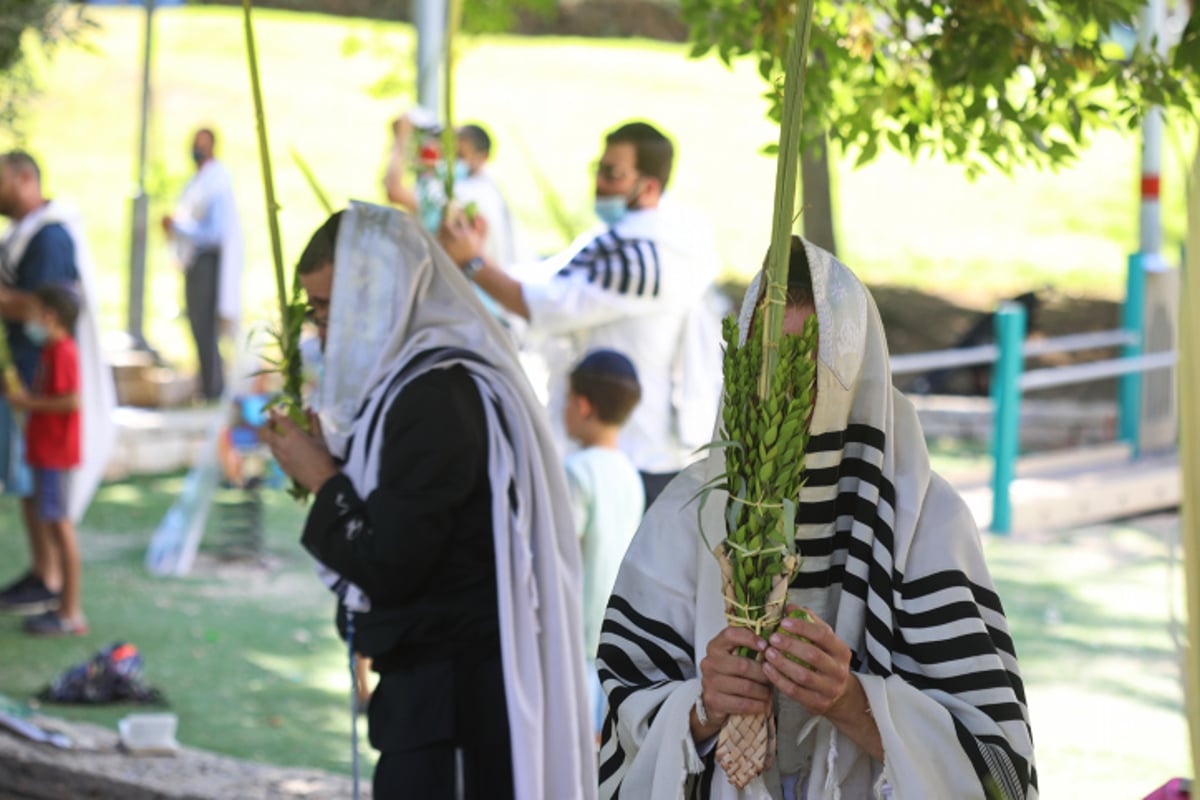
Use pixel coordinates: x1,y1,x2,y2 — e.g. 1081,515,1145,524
680,0,1199,176
0,0,91,138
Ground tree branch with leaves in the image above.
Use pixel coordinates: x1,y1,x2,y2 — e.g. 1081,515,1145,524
682,0,1198,178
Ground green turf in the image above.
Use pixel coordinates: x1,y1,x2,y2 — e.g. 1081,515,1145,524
0,473,1190,794
984,516,1190,797
0,475,367,777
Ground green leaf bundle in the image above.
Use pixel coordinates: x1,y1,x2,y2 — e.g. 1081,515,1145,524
716,308,818,652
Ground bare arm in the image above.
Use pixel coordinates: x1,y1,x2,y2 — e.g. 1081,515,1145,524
470,257,530,320
438,210,530,319
383,117,419,212
0,287,36,322
20,391,79,414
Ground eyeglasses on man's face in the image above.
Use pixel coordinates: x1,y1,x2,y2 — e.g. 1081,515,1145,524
304,297,331,328
594,161,636,183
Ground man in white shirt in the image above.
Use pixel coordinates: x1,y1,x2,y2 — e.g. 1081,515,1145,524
163,128,243,401
440,121,722,506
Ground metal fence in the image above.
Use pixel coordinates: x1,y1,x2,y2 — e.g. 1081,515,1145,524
890,256,1178,534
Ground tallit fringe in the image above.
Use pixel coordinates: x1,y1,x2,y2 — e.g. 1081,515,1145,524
822,732,841,800
872,768,890,800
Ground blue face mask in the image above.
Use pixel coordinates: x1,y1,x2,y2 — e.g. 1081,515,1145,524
192,148,206,166
452,161,470,183
23,321,48,346
593,195,629,227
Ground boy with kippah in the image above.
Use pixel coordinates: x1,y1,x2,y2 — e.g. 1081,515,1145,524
563,349,646,735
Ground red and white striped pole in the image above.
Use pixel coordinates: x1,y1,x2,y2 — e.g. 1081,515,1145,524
1137,0,1167,267
1120,0,1170,451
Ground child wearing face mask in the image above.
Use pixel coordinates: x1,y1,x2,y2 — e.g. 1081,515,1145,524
6,284,86,636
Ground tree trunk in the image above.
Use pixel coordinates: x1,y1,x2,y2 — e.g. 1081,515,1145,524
800,132,837,256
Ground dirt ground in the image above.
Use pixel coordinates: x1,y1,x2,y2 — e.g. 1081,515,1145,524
871,285,1123,401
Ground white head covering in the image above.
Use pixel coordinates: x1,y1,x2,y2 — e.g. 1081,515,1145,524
316,202,598,800
598,239,1036,800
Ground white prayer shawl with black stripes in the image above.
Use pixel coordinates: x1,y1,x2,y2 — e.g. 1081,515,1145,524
520,201,722,472
312,203,597,800
597,241,1036,799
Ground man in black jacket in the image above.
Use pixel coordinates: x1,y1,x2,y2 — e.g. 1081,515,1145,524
264,205,596,800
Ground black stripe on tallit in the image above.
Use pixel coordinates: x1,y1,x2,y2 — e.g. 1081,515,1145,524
594,236,616,290
800,464,841,487
838,455,897,510
606,594,694,657
556,242,596,278
602,676,671,715
687,747,717,800
647,241,661,296
595,645,651,695
806,428,847,452
614,237,633,294
795,499,839,524
558,242,600,282
978,736,1034,800
900,615,1019,679
805,423,886,456
953,717,1000,797
954,718,1034,800
598,712,626,786
586,249,599,283
897,599,1000,631
632,240,649,296
893,663,1023,696
599,617,688,683
902,570,1008,619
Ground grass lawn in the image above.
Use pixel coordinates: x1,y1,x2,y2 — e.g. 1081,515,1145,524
0,471,1190,795
4,5,1195,375
0,474,367,777
985,515,1191,798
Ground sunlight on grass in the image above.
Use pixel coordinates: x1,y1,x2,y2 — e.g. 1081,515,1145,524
244,648,354,697
983,516,1189,797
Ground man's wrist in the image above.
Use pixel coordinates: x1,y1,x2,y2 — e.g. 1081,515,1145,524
461,256,485,280
307,465,341,494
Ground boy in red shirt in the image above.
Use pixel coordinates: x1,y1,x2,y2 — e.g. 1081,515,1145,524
8,285,86,635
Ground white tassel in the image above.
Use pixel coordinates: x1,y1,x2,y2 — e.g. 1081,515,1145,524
822,731,841,800
872,769,892,800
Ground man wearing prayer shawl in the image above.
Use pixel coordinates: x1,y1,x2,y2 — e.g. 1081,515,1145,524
264,203,596,800
596,237,1036,799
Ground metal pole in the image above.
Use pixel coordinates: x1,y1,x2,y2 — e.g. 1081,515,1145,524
1119,253,1146,455
414,0,445,116
989,302,1026,535
1120,0,1168,458
127,0,156,349
1137,0,1169,260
